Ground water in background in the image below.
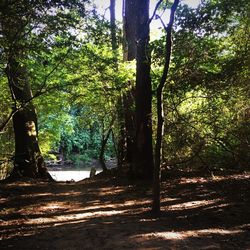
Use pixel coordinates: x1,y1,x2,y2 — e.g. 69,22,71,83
49,170,101,182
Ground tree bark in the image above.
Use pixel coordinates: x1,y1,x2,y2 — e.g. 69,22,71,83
152,0,179,213
5,57,52,180
133,0,154,178
123,0,137,61
117,0,137,171
110,0,117,52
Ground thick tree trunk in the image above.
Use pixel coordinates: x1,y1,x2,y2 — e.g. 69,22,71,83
117,0,137,170
12,105,50,179
123,0,137,61
133,0,154,178
123,90,135,166
6,57,52,180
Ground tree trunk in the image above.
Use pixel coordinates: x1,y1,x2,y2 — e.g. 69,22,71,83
117,0,137,171
152,0,179,213
123,0,137,61
123,89,135,167
6,57,52,180
99,116,115,171
110,0,117,52
133,0,154,178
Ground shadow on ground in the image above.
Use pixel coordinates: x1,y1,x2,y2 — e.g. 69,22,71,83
0,173,249,249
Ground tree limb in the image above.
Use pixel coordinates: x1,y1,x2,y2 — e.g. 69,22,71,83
149,0,164,24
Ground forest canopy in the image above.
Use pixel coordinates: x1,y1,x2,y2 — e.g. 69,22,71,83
0,0,249,180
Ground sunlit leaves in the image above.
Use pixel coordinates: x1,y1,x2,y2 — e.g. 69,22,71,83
150,0,250,169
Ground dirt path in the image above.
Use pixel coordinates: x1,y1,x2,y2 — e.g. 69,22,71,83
0,172,249,249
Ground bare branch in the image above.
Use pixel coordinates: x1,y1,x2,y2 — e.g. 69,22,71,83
149,0,164,24
157,14,168,31
0,110,15,133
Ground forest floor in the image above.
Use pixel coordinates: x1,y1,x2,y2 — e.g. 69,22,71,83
0,170,250,250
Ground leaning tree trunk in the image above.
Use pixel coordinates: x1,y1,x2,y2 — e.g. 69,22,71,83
99,115,116,171
133,0,154,178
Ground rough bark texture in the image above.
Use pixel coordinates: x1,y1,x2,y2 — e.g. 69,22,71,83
152,0,179,213
6,57,51,180
133,0,154,178
123,0,137,61
117,0,137,171
117,97,127,168
110,0,117,52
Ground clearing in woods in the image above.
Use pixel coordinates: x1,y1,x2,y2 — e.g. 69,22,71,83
0,171,249,249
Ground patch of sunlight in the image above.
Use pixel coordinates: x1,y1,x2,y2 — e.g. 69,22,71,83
179,177,209,184
161,197,180,203
97,186,127,195
26,121,37,136
178,174,250,185
24,209,127,226
133,228,244,241
198,229,244,235
45,204,62,210
166,199,221,210
6,182,35,187
53,191,82,197
202,203,230,211
19,192,53,198
74,198,150,212
0,197,8,204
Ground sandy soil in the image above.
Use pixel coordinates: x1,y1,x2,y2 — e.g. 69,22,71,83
0,171,249,249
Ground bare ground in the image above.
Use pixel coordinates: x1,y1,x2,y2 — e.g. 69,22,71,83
0,171,250,249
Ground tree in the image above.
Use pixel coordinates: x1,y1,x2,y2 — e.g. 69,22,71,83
133,0,154,178
116,0,137,171
150,0,249,173
1,1,48,179
152,0,179,214
0,0,86,180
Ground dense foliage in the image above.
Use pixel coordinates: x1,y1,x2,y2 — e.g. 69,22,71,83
0,0,249,177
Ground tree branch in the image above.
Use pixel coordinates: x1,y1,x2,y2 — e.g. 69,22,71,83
149,0,164,24
0,110,15,133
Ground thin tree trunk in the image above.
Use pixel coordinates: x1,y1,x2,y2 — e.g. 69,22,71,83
152,0,179,213
99,116,116,171
110,0,117,52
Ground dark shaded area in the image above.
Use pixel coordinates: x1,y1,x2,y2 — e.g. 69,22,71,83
0,172,249,249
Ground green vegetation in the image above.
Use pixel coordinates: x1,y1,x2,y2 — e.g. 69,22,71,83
0,0,249,180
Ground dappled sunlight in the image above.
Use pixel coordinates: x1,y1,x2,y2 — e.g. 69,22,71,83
165,198,222,211
18,192,54,198
23,209,127,226
178,174,250,185
0,173,249,249
132,227,246,241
